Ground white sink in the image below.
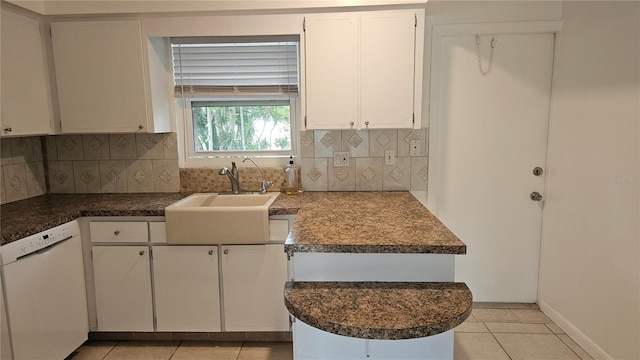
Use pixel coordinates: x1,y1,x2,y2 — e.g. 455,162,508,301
165,192,280,244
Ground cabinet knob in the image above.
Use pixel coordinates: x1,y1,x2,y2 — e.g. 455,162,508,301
349,121,354,128
365,121,369,128
208,250,214,255
530,192,543,202
223,249,229,255
3,127,12,133
138,125,144,130
114,230,120,236
139,250,145,256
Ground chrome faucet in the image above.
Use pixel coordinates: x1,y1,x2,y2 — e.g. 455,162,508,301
242,157,273,194
218,161,241,194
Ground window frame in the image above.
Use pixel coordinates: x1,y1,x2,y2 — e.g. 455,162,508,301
172,35,301,168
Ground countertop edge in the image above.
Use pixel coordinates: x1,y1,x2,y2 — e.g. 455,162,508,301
284,281,473,340
283,243,467,255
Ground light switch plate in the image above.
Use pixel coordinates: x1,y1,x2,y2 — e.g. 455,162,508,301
334,152,349,167
410,140,421,156
384,150,396,165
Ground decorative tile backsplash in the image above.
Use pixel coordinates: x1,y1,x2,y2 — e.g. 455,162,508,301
299,129,429,192
46,133,180,194
0,137,46,204
0,129,428,204
180,167,288,194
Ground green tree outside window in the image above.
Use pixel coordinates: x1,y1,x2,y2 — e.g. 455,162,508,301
191,102,291,152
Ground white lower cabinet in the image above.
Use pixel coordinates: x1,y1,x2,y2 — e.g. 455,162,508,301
221,244,289,331
153,246,221,331
91,245,154,331
87,217,292,334
293,320,453,360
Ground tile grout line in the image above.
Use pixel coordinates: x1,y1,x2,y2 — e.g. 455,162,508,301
553,333,588,360
101,340,119,360
486,322,515,360
167,340,183,360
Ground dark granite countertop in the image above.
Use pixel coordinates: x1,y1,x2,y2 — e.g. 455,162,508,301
0,193,186,245
281,192,466,254
284,281,472,340
2,192,465,256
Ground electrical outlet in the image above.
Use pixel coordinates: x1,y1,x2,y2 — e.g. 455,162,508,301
410,139,421,156
384,150,396,165
334,152,349,167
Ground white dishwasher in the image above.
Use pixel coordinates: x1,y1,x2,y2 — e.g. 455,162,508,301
1,220,88,360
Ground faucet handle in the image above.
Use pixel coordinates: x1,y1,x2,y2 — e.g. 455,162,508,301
259,180,273,194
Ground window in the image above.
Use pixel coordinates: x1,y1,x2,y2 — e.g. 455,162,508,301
190,100,291,152
171,36,300,163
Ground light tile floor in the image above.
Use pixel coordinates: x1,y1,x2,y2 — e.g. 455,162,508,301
455,309,593,360
71,309,593,360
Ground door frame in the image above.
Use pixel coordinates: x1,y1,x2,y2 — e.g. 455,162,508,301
426,21,562,213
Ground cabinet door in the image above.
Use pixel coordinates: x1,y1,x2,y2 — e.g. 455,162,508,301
304,13,358,130
91,246,153,331
153,246,221,331
221,244,289,331
51,20,149,133
361,11,416,129
1,11,54,136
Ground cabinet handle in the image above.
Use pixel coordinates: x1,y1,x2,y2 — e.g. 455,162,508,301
114,230,120,236
139,250,145,256
223,249,229,255
3,127,12,133
208,250,214,255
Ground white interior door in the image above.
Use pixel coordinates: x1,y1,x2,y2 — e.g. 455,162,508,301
428,25,557,302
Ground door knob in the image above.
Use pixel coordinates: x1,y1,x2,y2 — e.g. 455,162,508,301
530,192,543,201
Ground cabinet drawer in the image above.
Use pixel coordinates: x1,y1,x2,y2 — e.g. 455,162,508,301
90,222,148,243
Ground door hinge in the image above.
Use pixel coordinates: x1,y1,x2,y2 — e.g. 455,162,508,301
414,14,417,27
303,18,306,32
304,115,307,128
412,113,415,125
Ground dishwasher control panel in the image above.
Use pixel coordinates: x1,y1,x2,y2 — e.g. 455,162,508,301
1,220,80,265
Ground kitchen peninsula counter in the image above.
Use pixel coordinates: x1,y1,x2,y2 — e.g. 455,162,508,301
275,191,465,254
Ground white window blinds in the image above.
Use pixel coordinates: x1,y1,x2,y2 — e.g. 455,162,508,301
171,37,299,96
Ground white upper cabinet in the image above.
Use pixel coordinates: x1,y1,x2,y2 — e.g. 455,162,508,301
360,11,417,129
303,13,358,130
50,20,171,133
303,9,423,130
1,10,55,137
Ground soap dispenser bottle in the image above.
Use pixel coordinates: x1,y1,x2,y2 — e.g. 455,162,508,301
284,156,299,195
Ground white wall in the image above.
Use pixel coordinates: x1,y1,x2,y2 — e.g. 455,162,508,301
539,2,640,360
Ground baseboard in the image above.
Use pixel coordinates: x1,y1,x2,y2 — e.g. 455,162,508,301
472,302,539,310
538,300,612,360
88,331,292,342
